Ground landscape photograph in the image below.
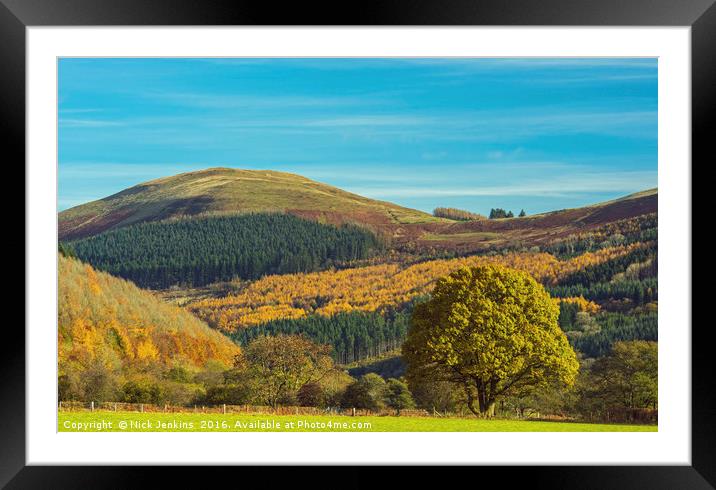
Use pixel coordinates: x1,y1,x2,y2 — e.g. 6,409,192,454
57,58,658,432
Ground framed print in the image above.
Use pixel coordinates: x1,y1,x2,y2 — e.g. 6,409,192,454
4,0,712,486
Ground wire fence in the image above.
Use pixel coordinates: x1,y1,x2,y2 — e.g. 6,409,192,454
57,400,431,418
581,408,658,424
57,401,657,423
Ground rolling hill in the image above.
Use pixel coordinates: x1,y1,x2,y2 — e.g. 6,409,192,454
58,167,438,240
58,253,239,374
405,188,658,252
59,166,657,256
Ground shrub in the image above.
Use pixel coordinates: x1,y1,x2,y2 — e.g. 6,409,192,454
341,373,388,410
297,382,326,407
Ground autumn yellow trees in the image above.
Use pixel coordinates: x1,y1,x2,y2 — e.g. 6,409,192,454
192,244,640,332
58,255,240,403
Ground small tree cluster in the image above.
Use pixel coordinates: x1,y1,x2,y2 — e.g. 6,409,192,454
340,374,415,413
433,207,486,221
489,208,514,219
575,340,657,416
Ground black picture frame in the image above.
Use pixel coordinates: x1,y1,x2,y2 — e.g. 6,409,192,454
4,0,711,487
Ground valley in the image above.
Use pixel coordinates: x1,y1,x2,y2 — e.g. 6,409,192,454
58,168,658,425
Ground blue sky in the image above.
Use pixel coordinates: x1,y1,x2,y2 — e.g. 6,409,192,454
58,58,657,214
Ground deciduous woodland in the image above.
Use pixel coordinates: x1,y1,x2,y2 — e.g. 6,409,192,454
190,241,648,331
58,254,239,405
57,169,658,424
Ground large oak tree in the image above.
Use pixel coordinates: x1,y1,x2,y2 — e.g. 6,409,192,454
403,265,579,416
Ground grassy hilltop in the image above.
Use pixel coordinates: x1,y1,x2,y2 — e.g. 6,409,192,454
409,188,658,250
59,167,657,256
58,167,438,240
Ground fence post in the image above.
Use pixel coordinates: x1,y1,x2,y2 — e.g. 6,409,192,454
164,404,168,413
223,404,226,414
59,401,62,410
114,403,117,412
140,403,144,413
90,401,94,412
352,407,356,417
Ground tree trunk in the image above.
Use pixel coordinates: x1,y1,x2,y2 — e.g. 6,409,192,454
477,396,496,417
486,401,496,417
464,386,479,416
474,379,496,417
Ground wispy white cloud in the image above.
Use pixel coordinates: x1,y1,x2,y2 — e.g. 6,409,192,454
303,115,431,127
59,118,124,128
59,107,656,145
185,57,655,72
59,108,101,114
140,91,362,109
467,110,657,139
297,166,443,184
400,58,656,70
404,58,657,86
58,197,97,209
349,170,657,199
59,162,207,179
533,74,657,84
294,109,657,140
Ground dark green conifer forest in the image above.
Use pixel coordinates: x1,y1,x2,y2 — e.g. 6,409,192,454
67,213,383,289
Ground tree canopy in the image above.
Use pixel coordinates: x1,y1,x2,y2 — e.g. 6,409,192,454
340,373,389,410
235,335,335,407
489,208,513,219
579,340,657,412
403,265,579,416
433,207,486,221
386,378,416,412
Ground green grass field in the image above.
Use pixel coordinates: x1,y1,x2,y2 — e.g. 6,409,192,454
59,411,657,432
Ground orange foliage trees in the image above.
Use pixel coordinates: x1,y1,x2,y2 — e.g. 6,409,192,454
59,255,240,377
192,244,639,332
